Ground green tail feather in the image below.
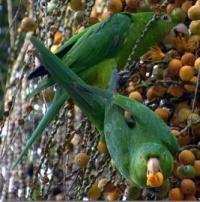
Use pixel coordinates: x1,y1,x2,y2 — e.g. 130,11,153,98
12,87,68,169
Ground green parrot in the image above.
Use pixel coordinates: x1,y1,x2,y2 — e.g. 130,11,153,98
14,37,179,189
25,12,181,157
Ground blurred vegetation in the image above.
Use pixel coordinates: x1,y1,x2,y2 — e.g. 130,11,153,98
0,0,200,201
0,1,27,119
0,0,9,119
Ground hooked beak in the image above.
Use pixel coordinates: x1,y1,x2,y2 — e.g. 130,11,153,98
146,158,164,187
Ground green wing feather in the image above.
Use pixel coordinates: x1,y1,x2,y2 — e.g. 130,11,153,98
58,13,132,73
113,95,179,154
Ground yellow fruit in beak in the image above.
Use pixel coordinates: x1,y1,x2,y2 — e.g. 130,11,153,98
146,157,164,187
147,172,164,187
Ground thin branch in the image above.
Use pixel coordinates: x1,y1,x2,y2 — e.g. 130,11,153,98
7,0,15,47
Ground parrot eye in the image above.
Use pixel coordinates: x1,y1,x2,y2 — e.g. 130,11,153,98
161,14,172,22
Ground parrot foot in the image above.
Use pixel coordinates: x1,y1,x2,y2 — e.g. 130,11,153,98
117,70,131,91
117,62,140,92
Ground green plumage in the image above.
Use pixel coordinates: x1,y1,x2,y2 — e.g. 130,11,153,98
13,37,179,189
30,12,180,88
13,12,181,169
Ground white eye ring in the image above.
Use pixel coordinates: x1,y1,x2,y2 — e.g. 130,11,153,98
161,14,172,22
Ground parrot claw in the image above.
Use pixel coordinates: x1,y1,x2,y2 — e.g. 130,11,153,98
117,70,132,91
117,62,141,92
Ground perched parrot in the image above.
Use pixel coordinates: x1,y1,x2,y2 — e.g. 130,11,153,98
25,12,181,159
13,37,179,189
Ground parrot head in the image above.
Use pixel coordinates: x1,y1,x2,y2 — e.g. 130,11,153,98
130,143,174,188
144,12,183,38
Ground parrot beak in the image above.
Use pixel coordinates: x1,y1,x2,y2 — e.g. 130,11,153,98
146,158,164,187
147,157,161,174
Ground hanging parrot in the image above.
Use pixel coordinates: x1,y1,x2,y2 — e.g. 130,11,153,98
24,12,181,158
14,37,179,189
